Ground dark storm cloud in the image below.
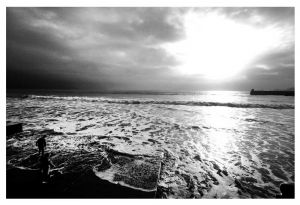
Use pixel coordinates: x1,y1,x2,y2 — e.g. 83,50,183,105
7,7,294,91
7,7,186,91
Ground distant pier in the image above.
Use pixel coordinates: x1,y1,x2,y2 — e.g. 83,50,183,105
250,89,294,96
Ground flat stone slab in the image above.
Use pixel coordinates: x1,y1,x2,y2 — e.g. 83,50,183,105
94,155,162,193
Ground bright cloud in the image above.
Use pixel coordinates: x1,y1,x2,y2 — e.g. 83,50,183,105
163,10,292,81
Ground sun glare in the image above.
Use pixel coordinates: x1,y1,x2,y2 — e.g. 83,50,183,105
164,11,282,81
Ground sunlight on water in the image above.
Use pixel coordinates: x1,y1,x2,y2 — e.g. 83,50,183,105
209,130,235,153
199,107,241,160
204,107,239,129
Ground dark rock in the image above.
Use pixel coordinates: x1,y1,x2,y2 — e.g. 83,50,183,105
276,183,294,198
6,122,23,136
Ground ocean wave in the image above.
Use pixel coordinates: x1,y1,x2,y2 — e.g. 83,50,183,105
28,95,294,109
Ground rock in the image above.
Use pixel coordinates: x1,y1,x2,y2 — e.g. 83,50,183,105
6,122,23,136
111,156,161,191
276,183,294,198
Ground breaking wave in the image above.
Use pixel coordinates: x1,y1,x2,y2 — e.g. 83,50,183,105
28,95,294,109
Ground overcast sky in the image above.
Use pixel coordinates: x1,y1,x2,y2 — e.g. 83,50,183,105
7,7,294,92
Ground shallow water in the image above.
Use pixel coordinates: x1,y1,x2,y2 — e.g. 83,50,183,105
6,91,294,198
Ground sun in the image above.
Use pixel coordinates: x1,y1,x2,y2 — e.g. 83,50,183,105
163,11,282,81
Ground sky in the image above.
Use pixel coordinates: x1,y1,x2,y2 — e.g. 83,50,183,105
6,7,294,92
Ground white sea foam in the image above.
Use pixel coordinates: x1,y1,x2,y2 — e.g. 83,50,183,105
6,92,294,198
28,94,294,109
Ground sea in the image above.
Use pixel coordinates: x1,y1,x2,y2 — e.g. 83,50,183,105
6,91,295,198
